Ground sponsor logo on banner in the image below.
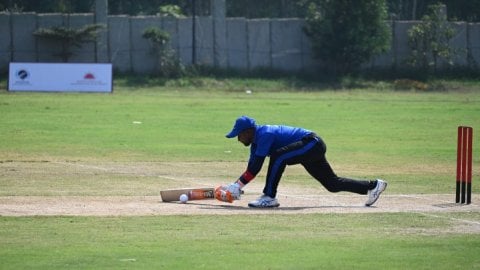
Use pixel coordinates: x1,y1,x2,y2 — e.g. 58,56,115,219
71,72,108,87
12,69,32,87
16,69,29,80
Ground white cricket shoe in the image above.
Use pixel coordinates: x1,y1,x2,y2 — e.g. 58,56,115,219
248,195,280,208
365,179,387,207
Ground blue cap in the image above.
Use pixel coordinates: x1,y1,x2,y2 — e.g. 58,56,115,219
226,116,256,138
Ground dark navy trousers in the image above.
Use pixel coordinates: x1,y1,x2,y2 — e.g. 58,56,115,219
263,134,375,198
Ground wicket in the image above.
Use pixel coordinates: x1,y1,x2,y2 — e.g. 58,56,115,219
456,126,473,204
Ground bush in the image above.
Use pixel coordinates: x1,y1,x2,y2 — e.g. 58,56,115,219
407,4,458,75
303,0,391,76
142,27,184,78
34,24,105,62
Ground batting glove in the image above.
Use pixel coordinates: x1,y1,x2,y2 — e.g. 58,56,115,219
215,186,233,203
225,182,242,200
214,182,242,203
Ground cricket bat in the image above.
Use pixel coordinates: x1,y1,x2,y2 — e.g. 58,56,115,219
160,188,215,202
160,187,245,202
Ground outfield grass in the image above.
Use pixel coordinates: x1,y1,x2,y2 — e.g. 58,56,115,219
1,213,480,269
1,85,478,193
2,87,478,163
0,78,479,269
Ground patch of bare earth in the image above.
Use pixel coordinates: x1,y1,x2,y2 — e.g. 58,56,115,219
1,193,479,217
1,161,479,234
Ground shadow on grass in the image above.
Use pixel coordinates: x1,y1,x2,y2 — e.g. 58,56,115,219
113,72,370,92
178,201,368,212
110,66,480,92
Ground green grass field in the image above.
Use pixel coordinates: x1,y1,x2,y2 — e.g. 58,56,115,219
0,77,479,269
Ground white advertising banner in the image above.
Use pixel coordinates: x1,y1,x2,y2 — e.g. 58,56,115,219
8,62,113,92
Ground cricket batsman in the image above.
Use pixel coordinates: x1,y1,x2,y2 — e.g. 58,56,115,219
215,116,387,208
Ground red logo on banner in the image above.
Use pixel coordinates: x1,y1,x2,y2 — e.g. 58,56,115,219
84,73,95,80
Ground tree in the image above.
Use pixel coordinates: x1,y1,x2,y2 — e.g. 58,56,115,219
158,4,185,17
303,0,391,75
407,4,456,74
3,0,480,21
34,24,105,62
142,27,184,77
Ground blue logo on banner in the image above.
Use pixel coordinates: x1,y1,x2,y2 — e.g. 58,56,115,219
16,69,29,80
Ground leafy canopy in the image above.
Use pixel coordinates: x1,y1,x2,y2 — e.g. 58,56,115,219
303,0,391,75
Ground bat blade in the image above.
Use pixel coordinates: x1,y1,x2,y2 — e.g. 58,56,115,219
160,187,215,202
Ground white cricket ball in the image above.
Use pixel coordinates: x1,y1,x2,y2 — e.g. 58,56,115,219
179,194,188,203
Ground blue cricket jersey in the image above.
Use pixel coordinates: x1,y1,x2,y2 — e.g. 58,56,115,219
249,125,313,160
